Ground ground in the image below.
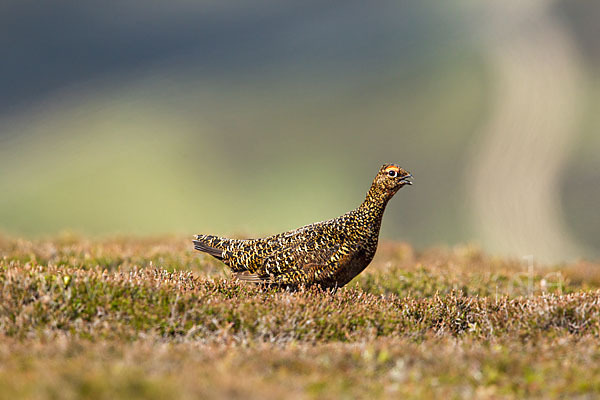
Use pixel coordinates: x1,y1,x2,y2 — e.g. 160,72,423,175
1,235,600,399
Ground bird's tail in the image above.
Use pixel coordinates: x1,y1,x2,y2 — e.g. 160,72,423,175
193,234,225,260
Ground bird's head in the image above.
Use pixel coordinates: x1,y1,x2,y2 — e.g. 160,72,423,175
374,163,413,196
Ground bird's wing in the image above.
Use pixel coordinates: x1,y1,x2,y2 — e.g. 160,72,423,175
228,241,343,284
235,234,344,283
195,219,349,283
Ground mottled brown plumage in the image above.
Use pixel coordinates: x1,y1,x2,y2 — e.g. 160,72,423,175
193,163,413,288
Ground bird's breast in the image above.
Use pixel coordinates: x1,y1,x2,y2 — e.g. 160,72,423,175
331,247,374,287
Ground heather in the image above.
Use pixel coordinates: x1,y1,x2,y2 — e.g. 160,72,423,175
1,235,599,399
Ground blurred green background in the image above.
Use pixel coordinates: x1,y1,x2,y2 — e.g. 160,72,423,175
1,2,598,262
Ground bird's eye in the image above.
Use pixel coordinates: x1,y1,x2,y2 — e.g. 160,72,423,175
388,170,397,178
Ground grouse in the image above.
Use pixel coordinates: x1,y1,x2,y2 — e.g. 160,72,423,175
193,163,413,288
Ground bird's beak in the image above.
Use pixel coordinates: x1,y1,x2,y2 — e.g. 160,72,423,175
399,174,413,185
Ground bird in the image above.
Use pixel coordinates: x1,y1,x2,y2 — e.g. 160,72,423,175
193,163,413,288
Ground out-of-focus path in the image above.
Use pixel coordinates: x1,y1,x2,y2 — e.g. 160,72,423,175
466,1,584,262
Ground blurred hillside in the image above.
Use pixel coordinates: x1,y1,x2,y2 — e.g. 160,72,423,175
1,2,598,262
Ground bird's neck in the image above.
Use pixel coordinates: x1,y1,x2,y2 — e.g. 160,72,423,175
357,184,391,226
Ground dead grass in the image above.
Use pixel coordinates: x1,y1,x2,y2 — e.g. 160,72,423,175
1,235,600,399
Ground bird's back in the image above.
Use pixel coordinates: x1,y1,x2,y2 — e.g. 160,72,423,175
194,213,359,285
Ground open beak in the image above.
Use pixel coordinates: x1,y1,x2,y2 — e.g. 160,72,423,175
399,173,413,185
